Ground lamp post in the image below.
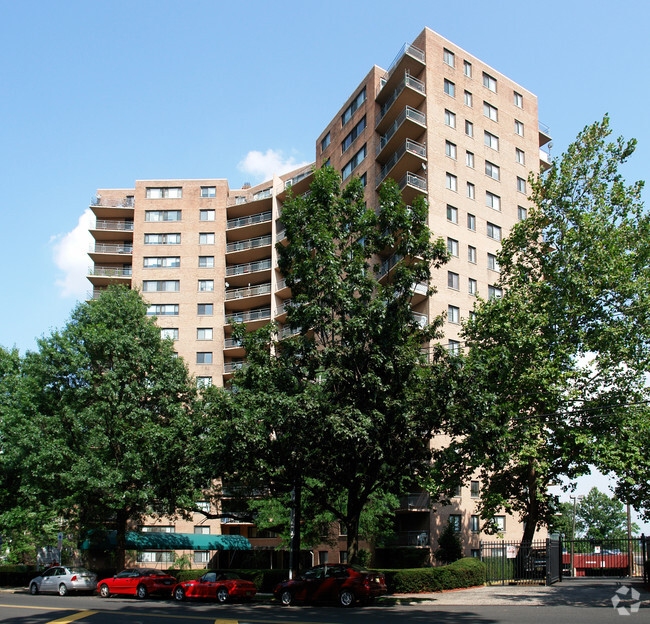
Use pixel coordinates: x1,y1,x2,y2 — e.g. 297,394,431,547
570,495,584,577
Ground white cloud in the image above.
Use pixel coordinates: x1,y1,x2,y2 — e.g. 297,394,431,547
51,208,94,299
238,148,310,182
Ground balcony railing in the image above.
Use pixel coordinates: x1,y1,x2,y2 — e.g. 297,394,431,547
377,107,426,156
377,74,426,125
378,139,426,183
227,211,272,230
224,337,244,349
379,43,425,90
398,493,431,509
398,172,427,193
225,282,272,301
282,168,312,192
91,243,133,254
91,197,134,207
412,311,428,328
227,188,272,207
279,325,301,339
226,259,272,277
276,228,286,242
224,360,246,373
225,307,272,324
226,234,272,253
394,531,430,547
379,253,403,279
276,299,293,315
88,265,132,277
94,220,134,231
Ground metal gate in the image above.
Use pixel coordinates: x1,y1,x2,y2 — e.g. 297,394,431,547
562,536,647,580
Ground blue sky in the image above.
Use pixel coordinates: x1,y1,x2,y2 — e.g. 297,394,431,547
1,0,648,526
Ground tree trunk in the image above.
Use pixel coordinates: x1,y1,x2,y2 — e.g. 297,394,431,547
515,463,541,578
288,483,301,579
115,509,129,571
345,496,363,564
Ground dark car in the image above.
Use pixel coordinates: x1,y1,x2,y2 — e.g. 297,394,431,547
97,568,177,599
274,564,387,607
172,571,257,603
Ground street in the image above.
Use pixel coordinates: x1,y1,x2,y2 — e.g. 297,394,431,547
0,580,648,623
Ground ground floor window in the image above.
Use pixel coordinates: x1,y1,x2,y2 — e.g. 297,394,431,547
194,550,209,564
137,551,174,563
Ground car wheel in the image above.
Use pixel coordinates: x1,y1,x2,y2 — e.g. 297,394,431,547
99,584,110,598
58,583,69,597
29,583,39,596
280,589,294,606
339,589,355,607
136,584,148,599
173,586,185,601
216,587,229,604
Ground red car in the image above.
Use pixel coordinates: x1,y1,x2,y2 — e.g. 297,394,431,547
172,571,257,603
97,568,177,599
274,564,387,607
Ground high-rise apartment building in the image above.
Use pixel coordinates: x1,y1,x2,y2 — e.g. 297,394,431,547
88,27,551,567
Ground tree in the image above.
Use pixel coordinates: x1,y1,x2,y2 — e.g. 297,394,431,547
11,286,208,569
205,166,457,567
435,116,650,546
434,522,463,565
576,488,638,540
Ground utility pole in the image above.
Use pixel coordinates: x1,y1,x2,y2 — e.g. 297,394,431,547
570,494,584,577
627,502,633,577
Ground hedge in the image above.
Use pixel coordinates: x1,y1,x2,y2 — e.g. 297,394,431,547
0,565,36,588
382,557,485,594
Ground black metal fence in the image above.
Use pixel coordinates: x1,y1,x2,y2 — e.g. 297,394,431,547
481,538,562,585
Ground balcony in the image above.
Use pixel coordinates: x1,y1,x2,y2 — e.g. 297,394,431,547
398,172,427,204
411,311,428,328
225,283,272,309
388,531,431,547
411,281,428,305
225,234,272,264
375,74,426,134
225,307,272,329
223,360,246,374
279,324,301,339
275,277,291,297
397,493,431,511
539,122,552,147
377,139,427,187
88,242,133,264
226,259,272,286
378,253,403,280
227,211,272,231
376,106,426,160
90,219,134,242
277,167,314,199
274,298,292,323
90,197,135,220
377,43,425,100
87,265,132,287
539,147,552,172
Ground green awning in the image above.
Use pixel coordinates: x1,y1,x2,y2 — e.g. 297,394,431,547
81,531,251,551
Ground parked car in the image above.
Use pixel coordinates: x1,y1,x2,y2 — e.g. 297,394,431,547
172,571,257,603
29,566,97,596
97,568,177,599
274,564,387,607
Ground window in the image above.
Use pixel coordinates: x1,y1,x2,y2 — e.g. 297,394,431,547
194,526,210,534
515,119,525,136
198,256,214,268
160,328,178,341
486,191,501,210
196,501,211,513
515,148,526,165
446,173,457,192
144,256,180,268
448,271,459,290
444,79,455,97
200,209,215,221
518,205,528,221
465,120,474,137
147,304,178,316
342,144,367,180
488,253,500,272
488,285,503,299
487,222,502,241
444,109,456,128
197,328,213,340
194,551,209,564
319,551,328,565
449,515,462,531
493,516,506,531
141,526,175,533
517,176,527,193
484,130,499,150
321,132,331,152
466,151,475,168
464,90,473,107
446,205,458,224
448,305,460,324
199,232,215,244
341,87,366,125
448,340,460,355
453,485,462,497
146,187,182,199
196,377,212,389
145,210,181,222
447,237,459,257
485,161,500,181
197,303,213,315
467,213,476,231
467,182,475,199
443,48,455,67
468,278,477,295
200,186,216,198
142,280,179,292
483,101,498,121
483,72,497,92
471,515,480,533
471,481,480,498
514,91,523,108
137,551,174,563
468,245,477,263
339,551,348,564
144,233,180,245
198,280,214,292
341,116,366,153
445,140,457,160
196,352,212,364
463,60,472,77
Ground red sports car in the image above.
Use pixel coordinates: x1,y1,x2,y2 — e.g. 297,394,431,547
172,571,257,603
97,568,177,599
274,564,387,607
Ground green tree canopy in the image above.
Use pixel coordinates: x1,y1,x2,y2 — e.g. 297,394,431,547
576,488,638,540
